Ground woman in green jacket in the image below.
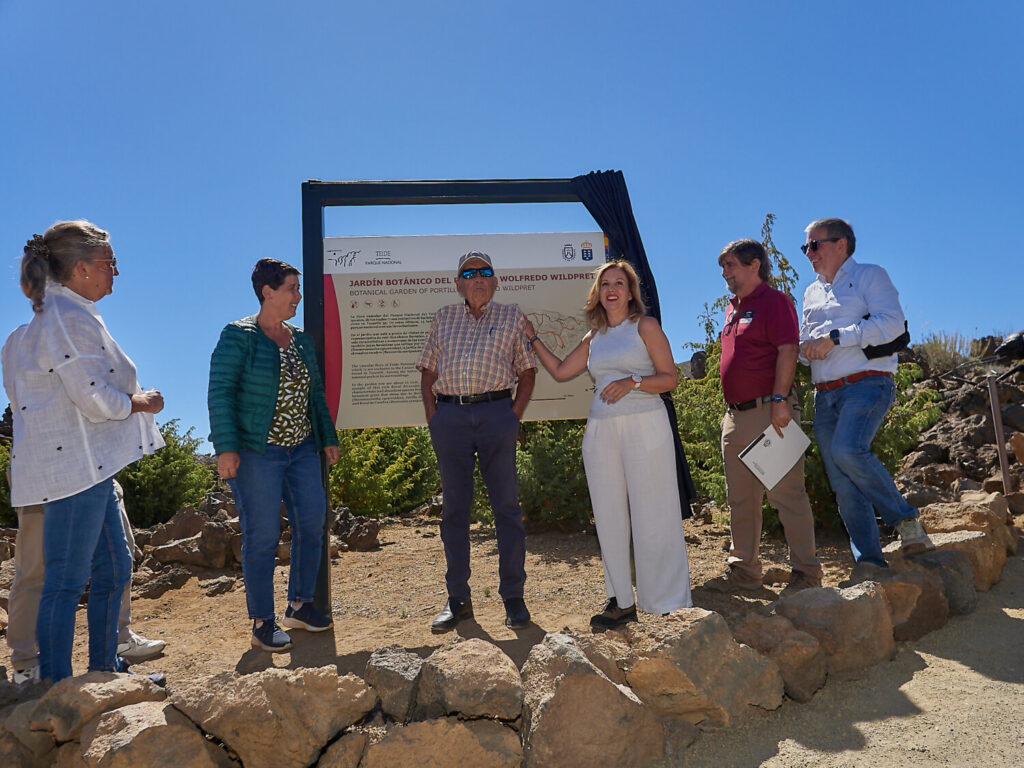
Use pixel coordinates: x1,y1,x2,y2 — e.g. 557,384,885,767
208,258,340,652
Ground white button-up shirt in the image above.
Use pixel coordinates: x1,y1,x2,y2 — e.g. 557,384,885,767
2,282,164,506
799,257,906,383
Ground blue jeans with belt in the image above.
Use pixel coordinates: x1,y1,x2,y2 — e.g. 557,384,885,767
228,437,326,621
813,375,917,566
38,479,133,681
428,399,526,602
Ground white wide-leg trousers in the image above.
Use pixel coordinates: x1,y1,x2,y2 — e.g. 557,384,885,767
582,407,693,614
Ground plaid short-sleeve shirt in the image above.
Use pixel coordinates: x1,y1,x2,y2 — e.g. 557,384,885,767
416,301,535,396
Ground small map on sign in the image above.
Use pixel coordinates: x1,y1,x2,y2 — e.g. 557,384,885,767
528,311,587,353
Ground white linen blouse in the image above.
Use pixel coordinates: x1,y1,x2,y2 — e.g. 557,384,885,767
2,282,164,506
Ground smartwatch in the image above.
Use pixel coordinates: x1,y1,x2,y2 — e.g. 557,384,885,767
630,374,643,389
829,329,840,346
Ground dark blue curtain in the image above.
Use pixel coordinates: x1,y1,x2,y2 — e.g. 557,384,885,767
571,170,697,513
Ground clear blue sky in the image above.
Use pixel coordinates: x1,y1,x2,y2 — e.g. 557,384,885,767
2,2,1021,451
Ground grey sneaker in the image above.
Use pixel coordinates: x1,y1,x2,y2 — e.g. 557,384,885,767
12,666,41,685
117,630,166,662
896,517,933,554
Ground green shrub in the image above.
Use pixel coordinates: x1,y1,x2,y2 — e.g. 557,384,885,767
116,420,214,528
0,441,13,527
516,419,591,529
914,330,974,374
329,427,439,517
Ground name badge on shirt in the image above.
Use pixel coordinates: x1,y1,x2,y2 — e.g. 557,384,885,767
739,310,755,325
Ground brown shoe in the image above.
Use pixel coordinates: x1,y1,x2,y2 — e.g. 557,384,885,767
838,561,888,588
590,597,637,630
780,571,822,596
703,571,762,593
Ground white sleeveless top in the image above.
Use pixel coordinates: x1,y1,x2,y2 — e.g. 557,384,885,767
587,319,661,419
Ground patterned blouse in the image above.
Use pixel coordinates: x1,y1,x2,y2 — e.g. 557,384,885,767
267,337,312,447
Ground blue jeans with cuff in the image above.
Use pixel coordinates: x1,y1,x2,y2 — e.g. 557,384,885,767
813,375,917,567
38,479,133,681
228,437,326,621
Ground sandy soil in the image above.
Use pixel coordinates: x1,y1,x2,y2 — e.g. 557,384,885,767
4,515,1023,765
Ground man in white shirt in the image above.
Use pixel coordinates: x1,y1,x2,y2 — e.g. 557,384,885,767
798,218,931,579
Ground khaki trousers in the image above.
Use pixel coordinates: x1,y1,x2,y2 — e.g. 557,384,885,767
720,397,822,582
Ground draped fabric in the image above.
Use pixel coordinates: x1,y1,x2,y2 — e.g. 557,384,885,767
571,170,697,515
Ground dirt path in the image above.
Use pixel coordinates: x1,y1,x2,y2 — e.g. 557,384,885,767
4,517,1023,765
683,555,1024,767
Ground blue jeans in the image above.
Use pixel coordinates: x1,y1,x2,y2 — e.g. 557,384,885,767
813,375,917,567
228,438,326,621
428,399,526,602
38,479,133,681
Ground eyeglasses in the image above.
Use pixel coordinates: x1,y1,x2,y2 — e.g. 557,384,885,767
800,238,841,254
92,257,118,271
458,266,494,279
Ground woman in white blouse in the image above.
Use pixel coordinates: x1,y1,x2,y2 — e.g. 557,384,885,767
1,220,165,682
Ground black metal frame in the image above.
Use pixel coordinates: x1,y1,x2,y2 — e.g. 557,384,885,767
301,178,582,364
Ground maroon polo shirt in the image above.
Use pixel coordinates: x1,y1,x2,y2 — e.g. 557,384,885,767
719,281,799,404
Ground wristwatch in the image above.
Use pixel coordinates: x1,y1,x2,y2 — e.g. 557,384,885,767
630,373,643,389
771,394,786,403
829,329,840,345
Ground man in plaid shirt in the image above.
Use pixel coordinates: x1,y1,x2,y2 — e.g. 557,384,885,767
417,251,536,633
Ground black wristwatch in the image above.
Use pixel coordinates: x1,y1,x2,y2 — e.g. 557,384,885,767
829,329,840,345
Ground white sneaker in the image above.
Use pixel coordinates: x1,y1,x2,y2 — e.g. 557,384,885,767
12,666,41,685
117,630,166,662
896,518,933,554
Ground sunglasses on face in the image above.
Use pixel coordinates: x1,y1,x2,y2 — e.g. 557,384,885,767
459,266,494,279
800,237,841,254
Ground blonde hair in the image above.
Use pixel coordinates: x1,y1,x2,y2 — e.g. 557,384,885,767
20,220,111,312
583,260,646,331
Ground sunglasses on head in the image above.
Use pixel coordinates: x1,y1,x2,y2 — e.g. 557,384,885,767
800,237,841,254
459,266,494,279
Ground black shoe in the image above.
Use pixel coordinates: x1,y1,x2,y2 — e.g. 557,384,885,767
114,655,167,687
590,597,638,630
431,598,473,633
503,597,531,629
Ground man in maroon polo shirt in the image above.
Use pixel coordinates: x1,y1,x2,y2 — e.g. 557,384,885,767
705,239,822,593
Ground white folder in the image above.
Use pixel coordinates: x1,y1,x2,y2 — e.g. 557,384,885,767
738,419,811,490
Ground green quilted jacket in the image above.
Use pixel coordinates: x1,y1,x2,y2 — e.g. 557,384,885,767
207,315,339,455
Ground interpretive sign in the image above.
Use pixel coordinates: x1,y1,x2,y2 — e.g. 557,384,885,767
321,231,606,428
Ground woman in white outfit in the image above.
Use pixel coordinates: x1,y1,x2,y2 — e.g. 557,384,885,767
525,260,692,628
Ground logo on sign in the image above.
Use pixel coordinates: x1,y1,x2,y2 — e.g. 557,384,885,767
366,249,402,266
562,244,576,262
581,241,593,261
327,250,360,267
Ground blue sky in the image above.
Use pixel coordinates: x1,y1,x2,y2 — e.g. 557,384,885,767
2,2,1021,451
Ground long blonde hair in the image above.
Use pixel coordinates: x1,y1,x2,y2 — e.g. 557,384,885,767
583,260,646,331
20,220,111,312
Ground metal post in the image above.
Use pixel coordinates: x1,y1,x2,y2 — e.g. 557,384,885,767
987,375,1016,494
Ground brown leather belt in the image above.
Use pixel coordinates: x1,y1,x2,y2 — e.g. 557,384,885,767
436,389,512,405
815,370,892,392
